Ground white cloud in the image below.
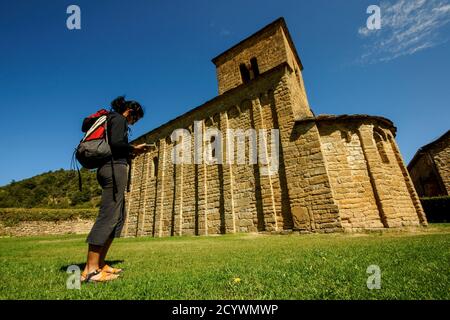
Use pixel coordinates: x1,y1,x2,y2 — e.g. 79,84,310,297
208,21,231,37
358,26,371,36
220,28,231,37
358,0,450,64
434,3,450,12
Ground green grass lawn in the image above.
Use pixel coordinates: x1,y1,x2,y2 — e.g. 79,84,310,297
1,224,450,300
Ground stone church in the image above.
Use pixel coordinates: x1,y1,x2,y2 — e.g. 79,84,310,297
408,130,450,198
122,18,427,238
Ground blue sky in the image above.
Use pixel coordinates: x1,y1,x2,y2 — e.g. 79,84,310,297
0,0,449,186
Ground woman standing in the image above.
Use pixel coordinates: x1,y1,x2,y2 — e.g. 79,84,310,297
81,96,148,283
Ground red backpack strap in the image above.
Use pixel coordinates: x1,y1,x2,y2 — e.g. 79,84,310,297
88,109,109,119
81,109,110,132
83,115,108,142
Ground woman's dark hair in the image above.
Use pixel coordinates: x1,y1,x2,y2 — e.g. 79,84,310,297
111,95,144,120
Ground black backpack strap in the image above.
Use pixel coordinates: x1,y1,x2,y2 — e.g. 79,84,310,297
71,149,83,192
78,167,82,192
127,160,132,192
106,113,117,202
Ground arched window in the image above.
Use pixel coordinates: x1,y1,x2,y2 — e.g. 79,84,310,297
250,57,260,78
373,130,389,163
152,157,158,178
210,136,216,158
239,63,251,84
295,67,302,89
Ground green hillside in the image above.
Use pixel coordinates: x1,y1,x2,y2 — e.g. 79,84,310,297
0,169,102,209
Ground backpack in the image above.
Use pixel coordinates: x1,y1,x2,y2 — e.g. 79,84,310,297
72,109,119,201
72,109,133,202
75,109,112,169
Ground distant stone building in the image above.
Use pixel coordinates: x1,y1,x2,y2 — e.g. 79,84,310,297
122,18,427,238
408,130,450,197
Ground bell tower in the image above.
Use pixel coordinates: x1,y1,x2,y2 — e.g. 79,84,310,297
211,18,311,118
212,19,306,94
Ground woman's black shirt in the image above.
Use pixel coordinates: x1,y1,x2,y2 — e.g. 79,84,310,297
107,112,133,164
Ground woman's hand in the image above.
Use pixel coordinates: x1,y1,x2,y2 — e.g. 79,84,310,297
131,144,150,158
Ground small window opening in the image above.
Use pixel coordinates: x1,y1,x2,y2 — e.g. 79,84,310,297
239,63,251,84
295,67,301,84
250,57,260,78
374,132,389,164
152,157,158,178
210,136,216,158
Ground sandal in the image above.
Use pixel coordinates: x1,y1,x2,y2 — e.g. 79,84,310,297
82,269,119,283
101,264,123,274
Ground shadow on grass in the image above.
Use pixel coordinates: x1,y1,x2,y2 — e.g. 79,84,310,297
59,260,124,273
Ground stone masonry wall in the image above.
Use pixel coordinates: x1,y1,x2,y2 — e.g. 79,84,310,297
214,25,289,95
356,125,425,227
409,155,439,197
274,70,342,233
0,219,94,237
123,65,298,237
317,120,426,230
318,123,385,231
430,134,450,195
